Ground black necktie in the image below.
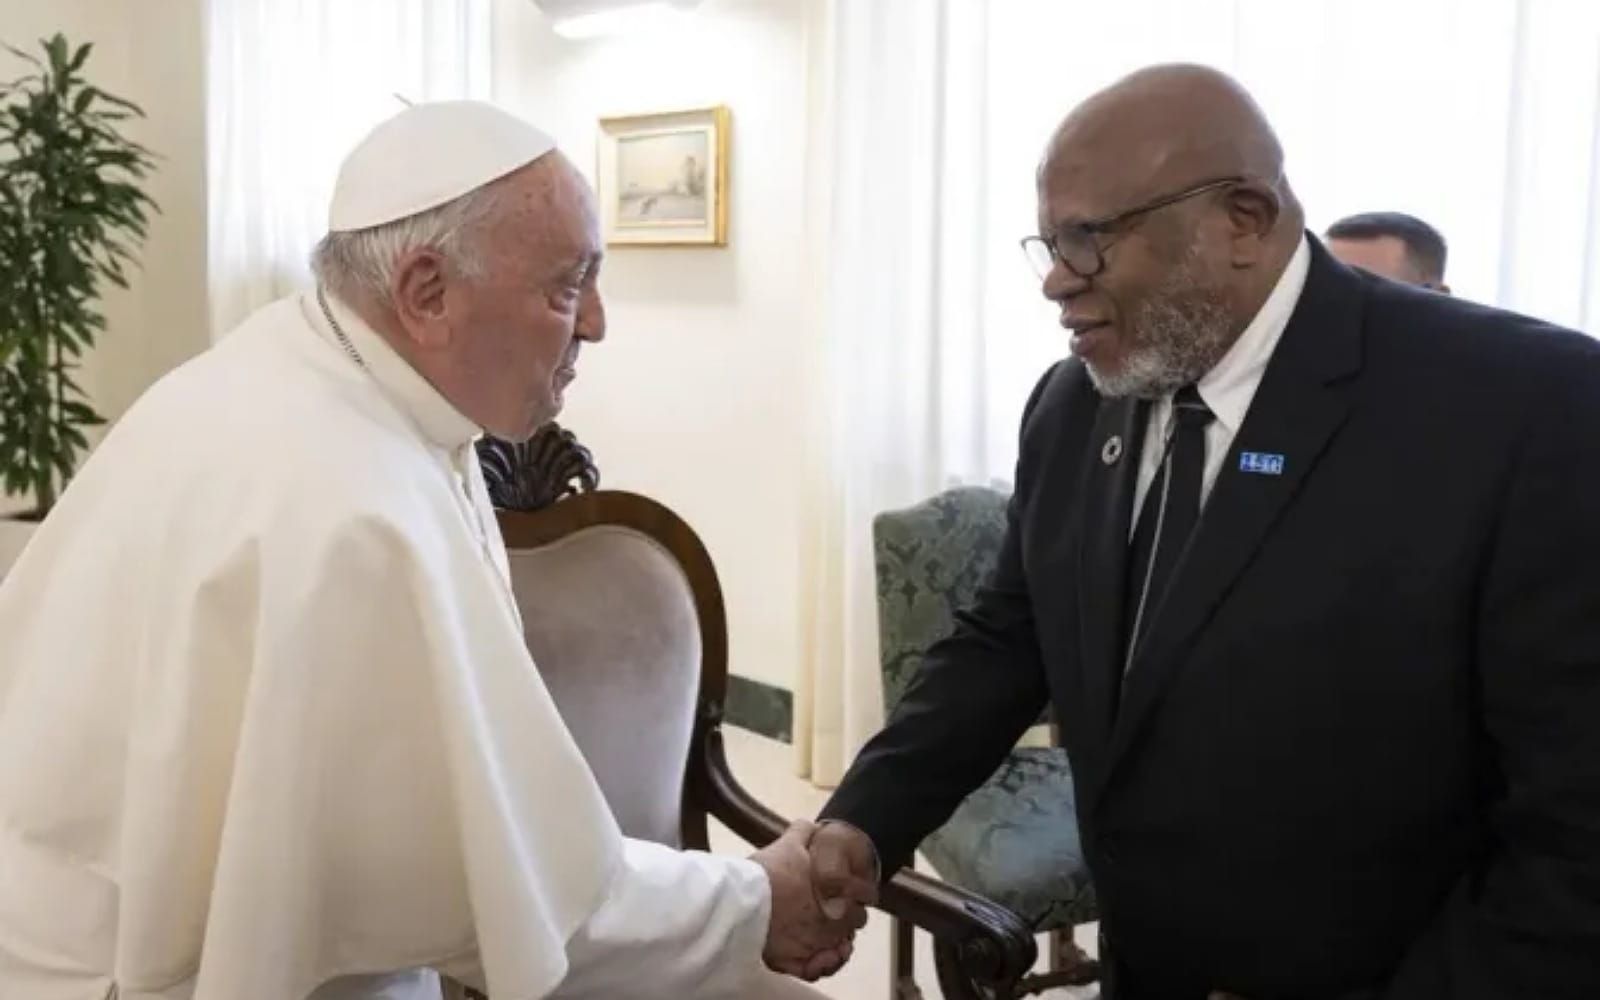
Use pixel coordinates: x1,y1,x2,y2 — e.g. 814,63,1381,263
1125,385,1214,667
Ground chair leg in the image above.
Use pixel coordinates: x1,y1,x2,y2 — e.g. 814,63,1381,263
1009,928,1100,994
931,937,978,1000
891,915,923,999
933,937,1016,1000
1050,928,1100,985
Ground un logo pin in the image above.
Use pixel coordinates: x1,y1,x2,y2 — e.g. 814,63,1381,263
1239,451,1285,475
1101,435,1123,466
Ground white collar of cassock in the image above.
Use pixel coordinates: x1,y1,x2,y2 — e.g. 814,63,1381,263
307,289,483,454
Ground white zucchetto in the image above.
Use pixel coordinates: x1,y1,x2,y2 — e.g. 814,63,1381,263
328,100,558,232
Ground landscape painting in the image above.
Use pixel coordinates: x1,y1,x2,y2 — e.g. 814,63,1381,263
598,106,729,246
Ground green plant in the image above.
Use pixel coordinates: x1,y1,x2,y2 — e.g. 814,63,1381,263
0,33,157,516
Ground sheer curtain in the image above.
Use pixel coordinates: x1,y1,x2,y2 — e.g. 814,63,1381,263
793,0,999,787
205,0,491,338
797,0,1600,786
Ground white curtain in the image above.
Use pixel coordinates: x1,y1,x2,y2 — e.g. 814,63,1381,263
795,0,1001,787
206,0,491,339
796,0,1600,786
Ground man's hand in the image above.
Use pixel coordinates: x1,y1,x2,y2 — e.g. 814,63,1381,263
807,820,881,920
751,820,867,980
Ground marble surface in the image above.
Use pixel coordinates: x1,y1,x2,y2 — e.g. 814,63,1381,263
727,674,793,743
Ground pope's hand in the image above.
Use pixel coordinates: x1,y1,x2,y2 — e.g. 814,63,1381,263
751,820,867,980
807,820,880,921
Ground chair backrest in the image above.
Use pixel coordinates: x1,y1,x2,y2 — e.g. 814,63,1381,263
872,486,1009,713
497,491,728,850
479,426,728,852
468,430,836,999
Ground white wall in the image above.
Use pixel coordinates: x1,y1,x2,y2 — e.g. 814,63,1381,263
492,0,823,693
114,0,210,416
1,0,209,511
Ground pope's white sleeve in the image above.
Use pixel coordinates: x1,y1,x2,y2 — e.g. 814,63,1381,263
547,837,771,999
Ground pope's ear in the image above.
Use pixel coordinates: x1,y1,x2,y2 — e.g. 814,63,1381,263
390,248,452,347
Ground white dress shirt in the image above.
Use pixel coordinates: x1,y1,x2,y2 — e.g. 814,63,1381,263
1131,236,1312,531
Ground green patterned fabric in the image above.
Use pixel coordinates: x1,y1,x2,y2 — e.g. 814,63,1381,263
873,486,1097,929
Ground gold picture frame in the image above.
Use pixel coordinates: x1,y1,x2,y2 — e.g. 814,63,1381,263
597,105,729,247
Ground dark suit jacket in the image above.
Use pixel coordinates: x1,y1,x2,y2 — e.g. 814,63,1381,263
822,238,1600,999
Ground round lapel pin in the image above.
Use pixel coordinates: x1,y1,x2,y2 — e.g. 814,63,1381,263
1101,435,1123,466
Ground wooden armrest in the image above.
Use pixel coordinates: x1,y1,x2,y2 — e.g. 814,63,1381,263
690,720,1038,993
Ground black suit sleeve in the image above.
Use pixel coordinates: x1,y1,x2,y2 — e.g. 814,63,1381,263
1385,335,1600,998
818,365,1061,874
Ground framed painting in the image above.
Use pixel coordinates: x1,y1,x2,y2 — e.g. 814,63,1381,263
597,105,729,246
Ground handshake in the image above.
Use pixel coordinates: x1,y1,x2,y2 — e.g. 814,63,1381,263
749,819,881,982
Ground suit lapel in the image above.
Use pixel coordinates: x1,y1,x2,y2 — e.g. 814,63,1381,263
1075,395,1149,768
1104,239,1368,778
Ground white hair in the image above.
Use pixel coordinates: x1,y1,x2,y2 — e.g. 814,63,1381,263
309,182,503,304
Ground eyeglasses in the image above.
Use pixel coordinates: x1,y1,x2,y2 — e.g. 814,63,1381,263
1020,177,1243,280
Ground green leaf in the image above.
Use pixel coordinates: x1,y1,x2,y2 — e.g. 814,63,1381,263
60,398,99,420
68,43,92,73
1,43,42,70
45,35,68,75
91,90,145,117
0,71,43,92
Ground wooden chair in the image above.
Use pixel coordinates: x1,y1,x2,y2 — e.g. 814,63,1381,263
463,426,1037,999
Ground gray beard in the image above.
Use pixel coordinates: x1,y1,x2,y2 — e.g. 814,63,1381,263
1085,250,1236,400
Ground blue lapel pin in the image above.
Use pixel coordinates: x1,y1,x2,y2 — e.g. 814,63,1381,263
1239,451,1285,476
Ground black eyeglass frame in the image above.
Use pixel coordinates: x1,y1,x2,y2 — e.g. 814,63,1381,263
1021,176,1245,279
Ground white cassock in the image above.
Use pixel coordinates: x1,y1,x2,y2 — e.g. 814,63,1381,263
0,291,772,999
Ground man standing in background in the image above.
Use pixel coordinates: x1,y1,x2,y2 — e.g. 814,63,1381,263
1326,210,1450,291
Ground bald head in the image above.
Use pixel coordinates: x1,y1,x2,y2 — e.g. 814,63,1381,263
1043,64,1300,229
1032,65,1305,399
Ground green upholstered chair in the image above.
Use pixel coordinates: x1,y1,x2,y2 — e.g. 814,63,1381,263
873,486,1098,998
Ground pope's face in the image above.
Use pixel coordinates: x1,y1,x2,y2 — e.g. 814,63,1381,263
452,156,606,441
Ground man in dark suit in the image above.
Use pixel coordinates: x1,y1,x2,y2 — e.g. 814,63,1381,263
807,64,1600,998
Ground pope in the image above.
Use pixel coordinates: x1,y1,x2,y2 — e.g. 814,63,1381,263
0,101,873,1000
